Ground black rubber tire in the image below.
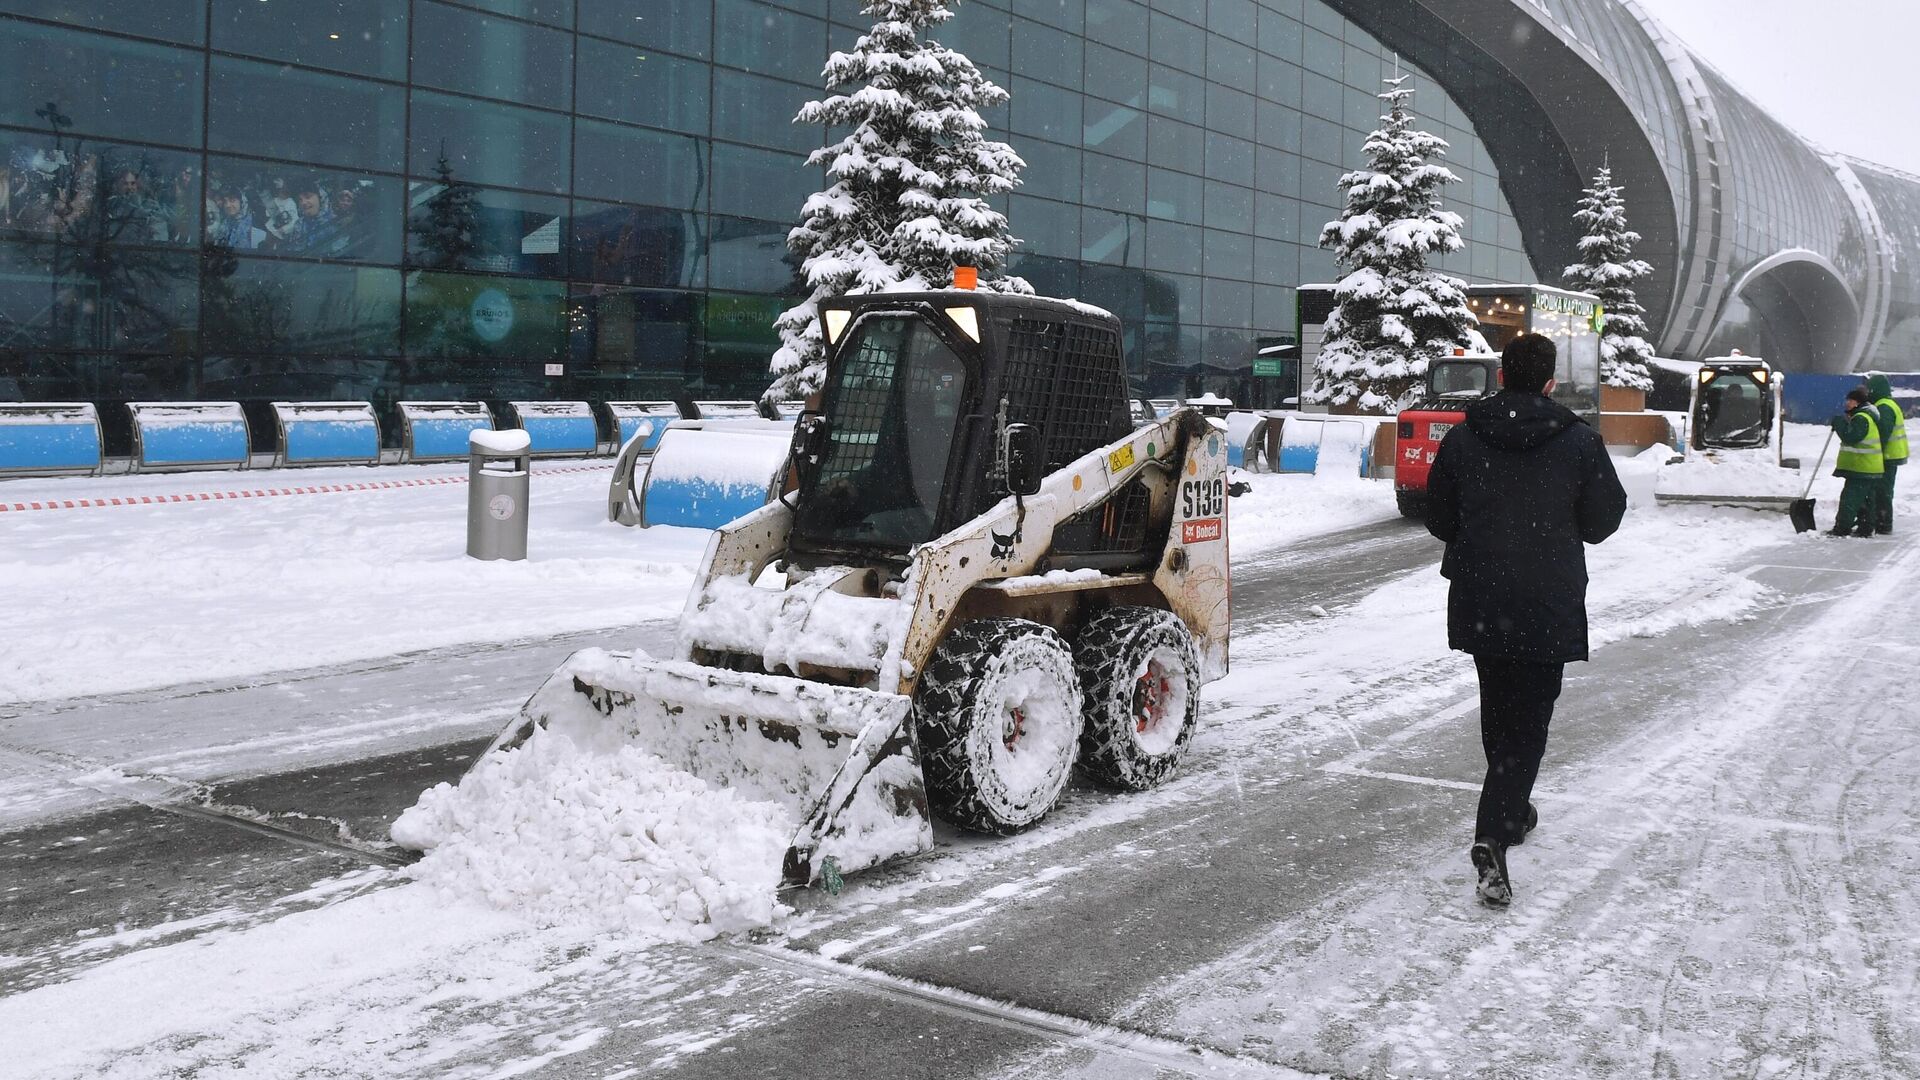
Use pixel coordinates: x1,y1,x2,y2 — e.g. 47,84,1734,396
913,618,1083,835
1395,490,1426,520
1073,607,1202,791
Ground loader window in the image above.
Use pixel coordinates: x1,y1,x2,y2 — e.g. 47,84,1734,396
1695,372,1771,449
1430,361,1491,398
796,315,968,550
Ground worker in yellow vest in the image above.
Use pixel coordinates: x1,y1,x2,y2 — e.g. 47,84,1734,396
1828,387,1884,538
1866,375,1907,534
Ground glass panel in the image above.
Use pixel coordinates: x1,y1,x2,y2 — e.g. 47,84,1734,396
701,290,781,395
796,314,969,549
713,70,817,153
202,255,400,354
0,240,196,351
2,137,200,247
1148,116,1202,173
707,214,800,295
579,1,711,60
935,3,1007,70
1147,64,1204,125
1009,195,1078,259
578,37,709,134
1085,43,1147,108
1016,140,1080,204
442,0,571,28
1011,18,1081,89
570,200,704,289
210,0,407,79
1204,278,1251,326
409,90,570,194
1081,206,1144,266
1207,86,1255,142
1083,153,1144,213
1144,218,1201,275
412,1,572,110
1147,167,1202,223
1085,0,1147,55
566,285,702,397
1149,11,1204,74
714,0,825,85
1258,10,1301,61
1009,77,1081,145
0,23,203,147
405,270,566,359
210,57,404,171
710,142,816,220
1,0,205,44
1083,101,1145,160
406,180,565,277
1206,132,1254,185
206,158,400,262
1207,35,1254,88
1203,184,1253,235
573,119,707,209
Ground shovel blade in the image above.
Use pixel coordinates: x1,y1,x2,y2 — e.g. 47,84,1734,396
1790,498,1817,533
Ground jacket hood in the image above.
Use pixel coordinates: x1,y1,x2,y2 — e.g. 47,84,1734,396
1867,374,1894,400
1464,390,1581,452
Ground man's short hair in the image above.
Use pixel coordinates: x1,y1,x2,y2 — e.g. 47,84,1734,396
1847,386,1871,406
1502,333,1558,394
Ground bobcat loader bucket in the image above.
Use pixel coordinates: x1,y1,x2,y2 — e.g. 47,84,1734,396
481,647,933,890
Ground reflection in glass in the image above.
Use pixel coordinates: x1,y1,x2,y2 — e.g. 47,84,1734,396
206,157,400,263
407,171,565,277
410,91,571,195
0,241,196,352
210,58,406,172
201,255,400,355
570,201,704,289
404,269,564,360
567,285,700,395
210,0,408,79
412,1,572,110
2,136,200,247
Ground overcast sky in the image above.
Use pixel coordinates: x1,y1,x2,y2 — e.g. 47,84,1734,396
1632,0,1920,176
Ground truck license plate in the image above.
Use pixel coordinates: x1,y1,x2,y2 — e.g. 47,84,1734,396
1426,422,1452,440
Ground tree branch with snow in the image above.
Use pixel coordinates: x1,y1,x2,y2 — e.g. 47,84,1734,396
1564,166,1656,392
765,0,1031,402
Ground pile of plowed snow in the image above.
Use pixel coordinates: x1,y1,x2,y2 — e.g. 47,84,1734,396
392,725,792,939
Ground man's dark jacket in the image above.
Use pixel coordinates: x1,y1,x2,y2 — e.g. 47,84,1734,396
1425,390,1628,663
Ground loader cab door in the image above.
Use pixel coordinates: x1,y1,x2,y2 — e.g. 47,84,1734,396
1691,366,1774,450
1428,358,1496,401
793,313,971,554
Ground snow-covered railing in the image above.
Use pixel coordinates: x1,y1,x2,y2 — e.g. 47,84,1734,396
129,402,251,474
272,402,380,468
506,400,598,458
400,401,494,464
0,402,104,478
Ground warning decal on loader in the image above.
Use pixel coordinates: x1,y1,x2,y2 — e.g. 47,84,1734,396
1182,517,1223,544
1107,444,1136,473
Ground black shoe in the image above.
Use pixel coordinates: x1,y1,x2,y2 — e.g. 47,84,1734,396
1509,802,1540,846
1856,528,1877,538
1876,526,1893,535
1471,840,1511,906
1827,527,1853,537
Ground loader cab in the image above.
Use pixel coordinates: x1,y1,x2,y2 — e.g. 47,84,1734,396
1690,358,1777,452
792,292,1136,566
1426,354,1500,403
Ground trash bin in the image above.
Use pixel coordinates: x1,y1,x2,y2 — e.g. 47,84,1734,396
468,428,532,560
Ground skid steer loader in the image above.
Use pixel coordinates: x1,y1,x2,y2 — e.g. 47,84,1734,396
434,292,1232,889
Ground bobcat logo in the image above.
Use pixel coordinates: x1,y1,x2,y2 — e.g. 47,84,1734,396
989,527,1018,562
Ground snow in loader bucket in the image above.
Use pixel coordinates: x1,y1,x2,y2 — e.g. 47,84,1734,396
462,647,934,890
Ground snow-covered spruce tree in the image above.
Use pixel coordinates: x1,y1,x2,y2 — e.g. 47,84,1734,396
1564,166,1656,391
1311,76,1476,413
765,0,1030,402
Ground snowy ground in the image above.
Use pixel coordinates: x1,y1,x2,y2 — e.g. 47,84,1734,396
4,449,1918,1078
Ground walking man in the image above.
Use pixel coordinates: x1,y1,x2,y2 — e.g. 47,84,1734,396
1827,387,1883,538
1424,333,1627,906
1866,375,1906,534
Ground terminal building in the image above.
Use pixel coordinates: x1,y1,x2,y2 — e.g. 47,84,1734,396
0,0,1916,450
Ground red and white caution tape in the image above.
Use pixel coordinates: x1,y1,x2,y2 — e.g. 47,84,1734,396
0,462,613,513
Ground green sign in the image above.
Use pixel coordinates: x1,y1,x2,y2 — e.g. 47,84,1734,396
1253,359,1288,377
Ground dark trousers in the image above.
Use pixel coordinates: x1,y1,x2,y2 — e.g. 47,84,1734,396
1836,476,1881,534
1473,655,1565,845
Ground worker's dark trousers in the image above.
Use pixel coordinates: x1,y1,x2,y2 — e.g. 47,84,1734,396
1473,656,1565,845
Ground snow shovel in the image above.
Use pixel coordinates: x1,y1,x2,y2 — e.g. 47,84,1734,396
1789,430,1834,533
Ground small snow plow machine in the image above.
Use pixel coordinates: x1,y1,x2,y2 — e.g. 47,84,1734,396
1654,357,1801,510
447,293,1232,889
1392,352,1500,518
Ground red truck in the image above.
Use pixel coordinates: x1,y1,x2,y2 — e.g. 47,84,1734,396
1393,353,1500,519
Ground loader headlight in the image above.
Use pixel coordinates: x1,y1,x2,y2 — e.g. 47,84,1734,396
944,305,980,342
1698,369,1715,384
823,307,852,345
1752,368,1769,384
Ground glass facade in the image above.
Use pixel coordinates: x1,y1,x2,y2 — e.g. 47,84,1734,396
0,0,1542,448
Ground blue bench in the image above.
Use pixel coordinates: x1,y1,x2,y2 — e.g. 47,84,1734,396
400,402,494,463
0,402,105,478
129,402,251,473
637,425,792,529
508,400,598,458
603,400,684,456
273,402,381,468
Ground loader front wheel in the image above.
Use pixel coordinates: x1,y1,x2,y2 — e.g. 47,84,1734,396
914,619,1083,834
1074,607,1201,791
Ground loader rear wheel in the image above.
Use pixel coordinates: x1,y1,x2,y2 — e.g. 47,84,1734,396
1074,607,1201,791
914,619,1083,835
